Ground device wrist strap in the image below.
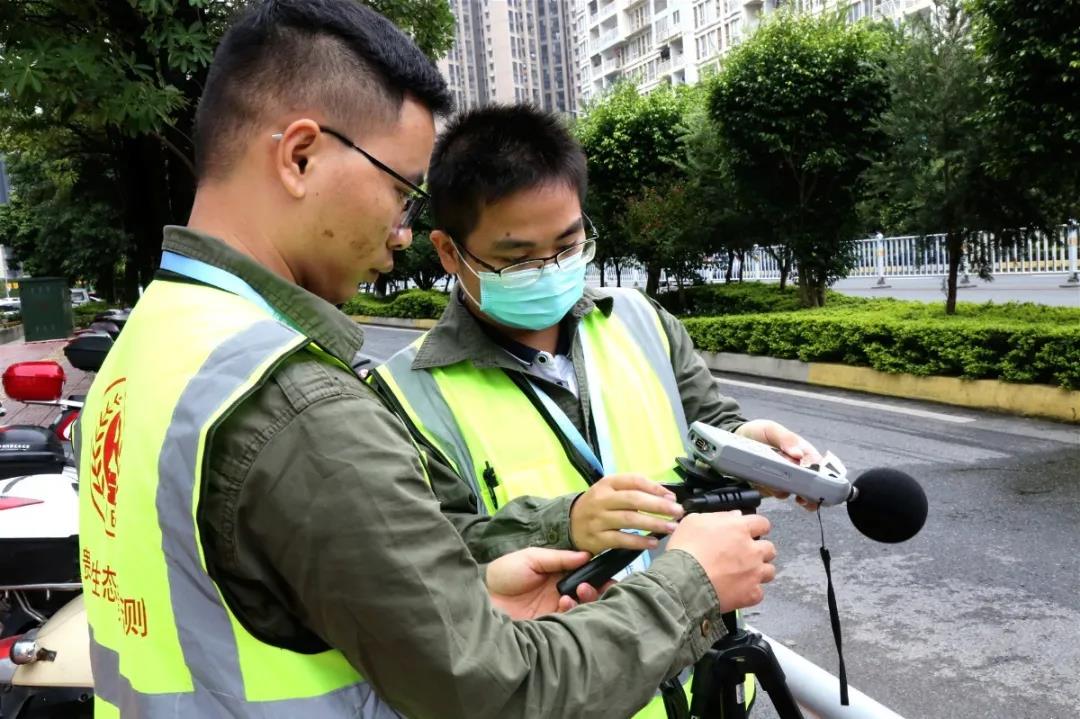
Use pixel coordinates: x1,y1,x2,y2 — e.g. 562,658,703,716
818,512,850,706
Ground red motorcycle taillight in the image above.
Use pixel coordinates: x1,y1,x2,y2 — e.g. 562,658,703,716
0,634,20,662
0,496,44,511
2,361,65,402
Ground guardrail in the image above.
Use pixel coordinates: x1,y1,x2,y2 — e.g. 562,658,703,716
751,627,907,719
584,225,1080,286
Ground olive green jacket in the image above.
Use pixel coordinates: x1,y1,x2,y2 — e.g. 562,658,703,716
394,288,748,563
161,227,729,719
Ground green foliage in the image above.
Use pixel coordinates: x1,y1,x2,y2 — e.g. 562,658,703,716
710,11,890,307
968,0,1080,220
343,289,448,320
625,182,717,296
573,83,698,293
382,233,448,291
864,0,1025,315
682,298,1080,389
73,301,117,328
655,282,868,316
0,0,455,301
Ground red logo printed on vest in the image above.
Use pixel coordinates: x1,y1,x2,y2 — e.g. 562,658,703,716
90,378,126,538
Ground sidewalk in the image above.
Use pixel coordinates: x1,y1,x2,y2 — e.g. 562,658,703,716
0,338,92,425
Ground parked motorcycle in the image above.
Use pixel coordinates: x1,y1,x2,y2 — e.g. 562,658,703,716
0,332,113,717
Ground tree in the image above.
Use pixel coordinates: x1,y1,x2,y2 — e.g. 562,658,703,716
681,85,777,287
0,0,454,301
969,0,1080,221
574,82,694,295
709,11,890,307
385,231,447,290
864,0,1017,314
625,183,714,309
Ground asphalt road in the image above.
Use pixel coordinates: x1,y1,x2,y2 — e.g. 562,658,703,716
831,273,1080,307
359,324,1080,719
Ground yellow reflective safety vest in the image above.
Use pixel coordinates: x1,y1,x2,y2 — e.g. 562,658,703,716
78,279,400,718
372,288,755,717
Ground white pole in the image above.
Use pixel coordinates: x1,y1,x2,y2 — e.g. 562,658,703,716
1062,220,1079,286
752,627,907,719
872,233,890,289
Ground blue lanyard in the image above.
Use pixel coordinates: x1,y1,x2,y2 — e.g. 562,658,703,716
159,251,287,325
525,329,615,478
526,330,652,576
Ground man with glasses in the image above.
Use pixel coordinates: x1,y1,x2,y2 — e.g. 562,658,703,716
372,105,822,717
78,2,781,717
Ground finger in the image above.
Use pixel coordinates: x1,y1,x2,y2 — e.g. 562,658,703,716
596,529,660,551
602,490,685,519
757,539,777,563
760,562,777,585
606,474,678,500
575,583,601,604
526,548,592,574
743,513,772,538
558,595,579,613
601,510,679,536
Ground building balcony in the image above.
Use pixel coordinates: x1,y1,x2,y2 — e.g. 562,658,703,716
598,2,618,22
655,17,682,41
596,27,622,51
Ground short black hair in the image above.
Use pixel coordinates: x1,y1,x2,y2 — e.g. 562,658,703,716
427,104,587,244
194,0,453,180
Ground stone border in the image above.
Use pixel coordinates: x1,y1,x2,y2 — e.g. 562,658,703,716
699,351,1080,424
0,324,24,345
351,315,437,330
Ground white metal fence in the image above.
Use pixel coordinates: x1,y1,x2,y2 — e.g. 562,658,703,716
585,224,1080,286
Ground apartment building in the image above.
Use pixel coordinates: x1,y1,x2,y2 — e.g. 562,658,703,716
574,0,935,106
437,0,578,113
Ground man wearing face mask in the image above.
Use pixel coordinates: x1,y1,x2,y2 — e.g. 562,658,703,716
371,105,823,717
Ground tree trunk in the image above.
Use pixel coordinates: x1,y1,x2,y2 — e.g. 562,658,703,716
614,258,623,288
676,273,686,312
779,253,792,291
597,258,607,288
737,251,745,282
645,262,662,297
796,270,822,308
725,249,735,283
945,231,962,315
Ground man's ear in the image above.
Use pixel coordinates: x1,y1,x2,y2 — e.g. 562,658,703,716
431,230,461,275
274,119,321,199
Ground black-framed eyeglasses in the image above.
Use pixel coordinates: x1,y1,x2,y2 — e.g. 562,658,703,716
272,125,429,229
454,217,599,289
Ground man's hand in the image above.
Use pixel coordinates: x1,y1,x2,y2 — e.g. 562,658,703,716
486,548,609,619
569,474,684,555
735,419,822,510
667,511,777,613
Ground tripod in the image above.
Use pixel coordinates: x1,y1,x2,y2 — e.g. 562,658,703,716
686,610,804,719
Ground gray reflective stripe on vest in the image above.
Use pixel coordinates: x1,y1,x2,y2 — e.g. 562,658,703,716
600,289,690,451
379,344,486,515
90,630,399,718
92,320,400,718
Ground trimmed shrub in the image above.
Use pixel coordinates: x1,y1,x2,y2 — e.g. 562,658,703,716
343,289,448,320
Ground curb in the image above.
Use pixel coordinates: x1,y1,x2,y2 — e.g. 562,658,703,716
351,315,437,330
0,324,24,345
699,351,1080,424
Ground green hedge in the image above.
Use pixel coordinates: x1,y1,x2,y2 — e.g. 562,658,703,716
684,307,1080,389
343,289,448,320
656,282,868,316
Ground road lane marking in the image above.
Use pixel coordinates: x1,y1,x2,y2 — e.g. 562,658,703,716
713,376,977,424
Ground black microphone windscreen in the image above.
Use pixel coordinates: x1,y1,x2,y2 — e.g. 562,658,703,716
847,468,927,543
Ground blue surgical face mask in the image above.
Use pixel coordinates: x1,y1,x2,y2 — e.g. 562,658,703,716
458,250,587,330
